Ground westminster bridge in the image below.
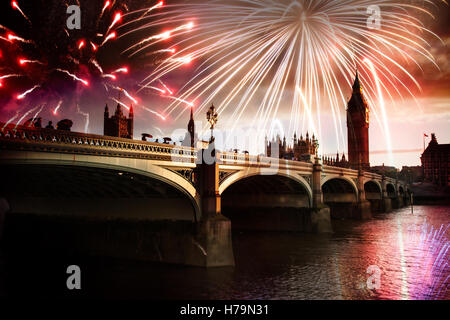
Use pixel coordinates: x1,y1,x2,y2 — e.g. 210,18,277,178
0,123,410,267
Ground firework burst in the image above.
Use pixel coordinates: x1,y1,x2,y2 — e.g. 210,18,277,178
0,0,166,131
122,0,444,157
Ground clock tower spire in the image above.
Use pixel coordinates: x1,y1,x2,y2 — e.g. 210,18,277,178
347,71,370,170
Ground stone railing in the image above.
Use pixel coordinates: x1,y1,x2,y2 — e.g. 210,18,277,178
0,122,197,162
0,122,409,188
219,151,314,171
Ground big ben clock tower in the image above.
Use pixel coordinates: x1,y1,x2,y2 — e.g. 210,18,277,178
347,71,370,170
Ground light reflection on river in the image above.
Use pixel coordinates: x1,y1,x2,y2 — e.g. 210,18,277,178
0,205,448,299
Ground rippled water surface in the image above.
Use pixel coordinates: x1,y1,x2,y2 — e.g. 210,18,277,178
1,205,449,299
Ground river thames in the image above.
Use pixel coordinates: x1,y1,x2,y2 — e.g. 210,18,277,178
0,205,448,299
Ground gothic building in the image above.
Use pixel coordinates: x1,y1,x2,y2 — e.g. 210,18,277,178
266,132,318,161
104,96,134,139
323,152,349,168
183,107,198,148
421,134,450,186
347,71,370,170
187,107,196,148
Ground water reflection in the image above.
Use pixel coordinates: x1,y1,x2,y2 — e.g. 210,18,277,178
0,206,448,299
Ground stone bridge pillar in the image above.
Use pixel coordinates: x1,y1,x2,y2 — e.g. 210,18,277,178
189,145,234,267
392,179,404,209
381,176,392,213
312,157,323,208
356,170,372,219
310,157,332,233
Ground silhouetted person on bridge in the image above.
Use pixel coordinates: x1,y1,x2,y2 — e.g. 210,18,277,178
45,121,54,129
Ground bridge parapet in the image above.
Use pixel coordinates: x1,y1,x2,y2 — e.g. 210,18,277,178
219,151,313,172
0,123,197,162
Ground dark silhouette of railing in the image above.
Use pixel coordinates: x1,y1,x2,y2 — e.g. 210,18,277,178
0,122,197,162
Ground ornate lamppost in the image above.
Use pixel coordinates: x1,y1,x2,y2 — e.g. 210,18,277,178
206,104,218,143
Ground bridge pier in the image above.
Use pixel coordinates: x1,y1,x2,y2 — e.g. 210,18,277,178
391,195,404,209
192,146,235,267
355,170,372,220
381,177,392,213
310,157,333,233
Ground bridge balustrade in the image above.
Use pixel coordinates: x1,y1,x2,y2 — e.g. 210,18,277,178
0,122,198,162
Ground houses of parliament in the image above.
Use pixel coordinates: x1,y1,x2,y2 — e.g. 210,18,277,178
265,71,370,170
102,72,371,171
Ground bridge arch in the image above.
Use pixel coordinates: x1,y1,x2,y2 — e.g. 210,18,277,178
220,170,313,231
219,169,312,206
321,176,358,219
321,176,358,200
364,180,383,213
364,180,382,198
0,158,201,221
386,183,396,198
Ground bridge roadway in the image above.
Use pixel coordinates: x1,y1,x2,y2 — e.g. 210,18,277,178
0,123,410,267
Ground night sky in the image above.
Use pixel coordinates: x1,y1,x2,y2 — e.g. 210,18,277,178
0,0,449,167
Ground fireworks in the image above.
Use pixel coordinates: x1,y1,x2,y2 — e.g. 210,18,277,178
6,33,32,43
1,0,446,155
56,69,89,87
121,0,444,157
159,80,173,95
403,221,449,300
11,1,31,24
17,85,40,100
18,59,43,66
53,100,63,115
101,1,111,18
78,40,85,50
112,67,129,74
110,12,122,31
0,0,173,129
101,31,116,46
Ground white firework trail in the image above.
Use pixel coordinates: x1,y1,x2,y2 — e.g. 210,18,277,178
5,34,33,43
102,74,117,80
100,0,111,19
53,100,63,115
0,74,22,80
139,84,166,94
158,80,173,95
19,59,44,66
90,59,104,74
138,0,163,19
100,32,116,47
17,85,40,100
110,85,138,104
141,106,166,121
14,106,39,128
76,104,90,133
122,0,444,160
2,111,20,131
29,104,45,126
110,97,130,111
11,1,31,24
162,95,194,108
121,22,194,57
111,67,128,74
56,69,89,86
